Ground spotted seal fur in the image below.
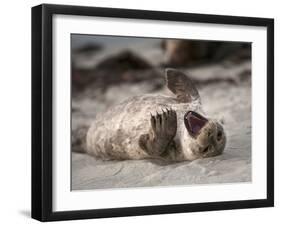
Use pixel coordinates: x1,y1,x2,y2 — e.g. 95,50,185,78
75,69,226,161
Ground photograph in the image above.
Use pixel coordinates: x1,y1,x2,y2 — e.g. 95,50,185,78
71,34,252,190
31,4,273,221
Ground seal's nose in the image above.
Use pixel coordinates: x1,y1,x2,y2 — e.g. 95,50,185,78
184,111,208,138
199,122,225,156
205,123,223,144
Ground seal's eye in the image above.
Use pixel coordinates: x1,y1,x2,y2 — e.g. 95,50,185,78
184,111,208,137
216,123,224,142
217,131,222,141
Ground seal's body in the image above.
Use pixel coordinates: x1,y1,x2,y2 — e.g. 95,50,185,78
84,69,226,161
87,95,197,161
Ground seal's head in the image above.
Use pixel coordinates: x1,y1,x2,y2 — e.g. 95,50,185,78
183,111,226,160
166,68,226,161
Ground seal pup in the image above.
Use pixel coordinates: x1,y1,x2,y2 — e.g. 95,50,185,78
76,69,226,161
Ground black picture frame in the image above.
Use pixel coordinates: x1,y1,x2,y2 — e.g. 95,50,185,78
31,3,274,222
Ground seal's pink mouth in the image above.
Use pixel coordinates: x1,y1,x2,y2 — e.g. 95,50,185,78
184,111,208,137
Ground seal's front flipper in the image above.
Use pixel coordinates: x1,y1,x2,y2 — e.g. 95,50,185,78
139,108,177,157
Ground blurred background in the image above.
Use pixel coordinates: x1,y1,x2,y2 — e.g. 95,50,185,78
71,35,252,190
72,35,251,95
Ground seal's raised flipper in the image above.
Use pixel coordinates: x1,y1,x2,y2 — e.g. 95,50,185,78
139,108,177,157
166,68,200,103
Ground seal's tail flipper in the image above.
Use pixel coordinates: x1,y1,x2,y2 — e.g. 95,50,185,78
165,68,201,103
72,125,89,153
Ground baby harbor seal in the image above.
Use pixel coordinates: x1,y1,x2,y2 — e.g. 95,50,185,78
79,69,226,161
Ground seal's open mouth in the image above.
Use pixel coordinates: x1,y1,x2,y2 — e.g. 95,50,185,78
184,111,208,137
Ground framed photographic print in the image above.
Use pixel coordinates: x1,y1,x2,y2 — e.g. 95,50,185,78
31,4,274,221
